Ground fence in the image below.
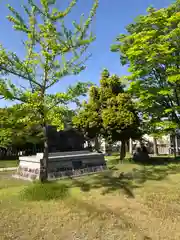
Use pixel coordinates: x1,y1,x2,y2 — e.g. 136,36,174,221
0,147,43,160
104,143,172,156
0,148,18,160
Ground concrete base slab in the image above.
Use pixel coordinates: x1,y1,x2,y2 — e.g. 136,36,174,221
14,151,106,181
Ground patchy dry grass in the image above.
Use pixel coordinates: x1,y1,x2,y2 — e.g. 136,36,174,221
1,162,180,239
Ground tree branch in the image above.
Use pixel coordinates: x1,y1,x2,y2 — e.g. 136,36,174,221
0,65,42,88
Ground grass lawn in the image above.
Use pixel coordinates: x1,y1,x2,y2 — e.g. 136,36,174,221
1,159,180,239
0,160,18,168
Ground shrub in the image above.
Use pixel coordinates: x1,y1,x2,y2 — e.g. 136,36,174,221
20,182,69,201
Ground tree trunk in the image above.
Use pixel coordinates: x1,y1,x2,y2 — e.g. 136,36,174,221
120,140,126,163
101,138,106,154
87,140,92,150
175,135,179,156
172,135,177,158
129,138,133,155
40,124,48,182
153,137,158,156
139,138,144,148
94,136,100,152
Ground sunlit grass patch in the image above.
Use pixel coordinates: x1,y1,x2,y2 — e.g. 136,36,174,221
0,160,18,168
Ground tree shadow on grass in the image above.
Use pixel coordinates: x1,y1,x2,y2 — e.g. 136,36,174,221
135,156,180,165
97,175,136,198
108,165,119,171
71,178,91,192
72,171,140,198
130,159,180,183
18,162,180,201
71,162,180,198
109,155,180,166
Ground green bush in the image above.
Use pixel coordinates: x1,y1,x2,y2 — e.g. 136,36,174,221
20,182,69,201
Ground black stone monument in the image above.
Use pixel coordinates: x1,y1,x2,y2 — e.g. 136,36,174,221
47,126,85,152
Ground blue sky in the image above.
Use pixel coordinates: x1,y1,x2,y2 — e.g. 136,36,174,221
0,0,174,107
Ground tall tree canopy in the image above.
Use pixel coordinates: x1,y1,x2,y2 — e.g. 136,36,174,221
0,0,98,181
111,0,180,136
73,69,140,160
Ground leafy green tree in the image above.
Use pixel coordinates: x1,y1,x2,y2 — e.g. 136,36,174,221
0,0,98,181
0,108,13,148
0,105,43,149
111,0,180,139
73,69,140,161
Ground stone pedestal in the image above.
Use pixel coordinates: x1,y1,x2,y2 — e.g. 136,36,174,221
13,151,106,181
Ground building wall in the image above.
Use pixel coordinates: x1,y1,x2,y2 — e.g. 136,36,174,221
143,134,171,145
